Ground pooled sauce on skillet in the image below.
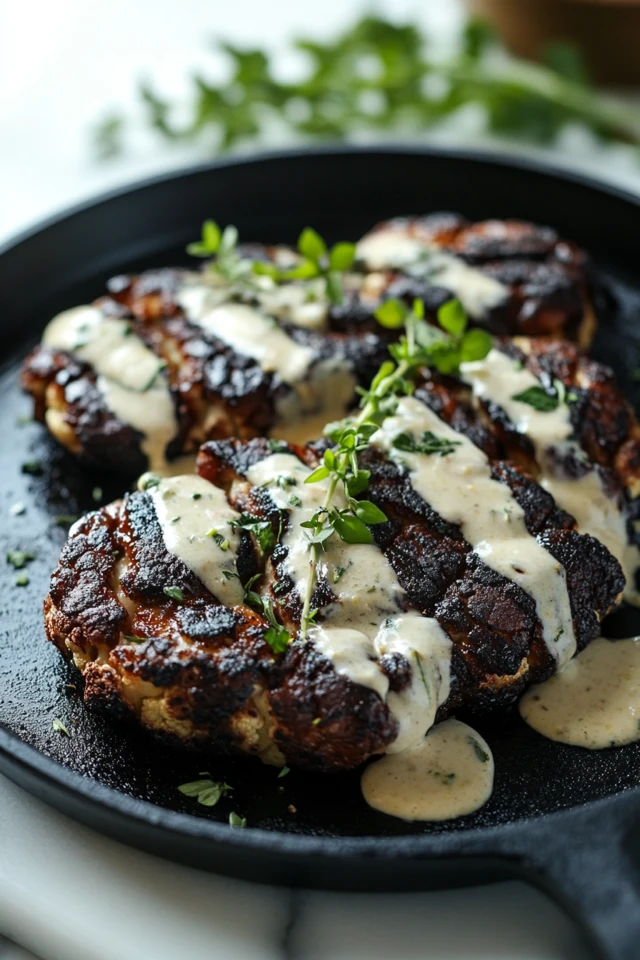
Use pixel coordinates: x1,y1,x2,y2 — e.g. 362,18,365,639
361,719,494,821
520,636,640,749
32,223,640,827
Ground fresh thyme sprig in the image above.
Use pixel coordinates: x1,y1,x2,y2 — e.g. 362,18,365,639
298,296,491,637
187,220,356,306
94,15,640,161
187,219,255,286
255,227,356,306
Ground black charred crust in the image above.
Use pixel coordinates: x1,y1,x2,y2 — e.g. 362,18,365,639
200,436,290,482
489,460,575,533
382,527,469,616
23,212,600,477
435,551,549,680
538,529,624,652
22,347,150,473
450,220,560,263
362,215,593,339
379,651,412,692
358,429,621,701
176,603,240,641
119,492,212,604
267,640,397,771
47,509,128,649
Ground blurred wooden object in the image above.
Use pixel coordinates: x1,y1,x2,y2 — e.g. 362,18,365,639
464,0,640,85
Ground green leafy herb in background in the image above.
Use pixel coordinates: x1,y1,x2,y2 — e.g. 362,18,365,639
94,15,640,160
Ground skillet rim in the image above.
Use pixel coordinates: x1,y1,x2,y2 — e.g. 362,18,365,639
4,142,640,259
2,142,640,867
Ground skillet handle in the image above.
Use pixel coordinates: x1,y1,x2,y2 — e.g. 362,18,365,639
514,796,640,960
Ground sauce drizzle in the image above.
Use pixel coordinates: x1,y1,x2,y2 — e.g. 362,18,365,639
42,305,177,472
372,396,576,666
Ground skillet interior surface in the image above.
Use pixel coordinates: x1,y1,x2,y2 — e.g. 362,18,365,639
2,148,640,899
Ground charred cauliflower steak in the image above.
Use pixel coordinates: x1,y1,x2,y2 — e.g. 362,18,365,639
22,214,598,476
44,379,624,771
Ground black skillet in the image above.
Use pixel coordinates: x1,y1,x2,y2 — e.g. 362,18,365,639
2,147,640,960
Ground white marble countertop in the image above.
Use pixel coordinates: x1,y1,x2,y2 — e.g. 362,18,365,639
0,775,592,960
1,0,638,957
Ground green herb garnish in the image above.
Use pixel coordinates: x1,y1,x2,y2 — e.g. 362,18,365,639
268,439,288,453
295,296,488,637
21,460,42,476
206,529,230,550
54,514,80,527
229,513,273,556
392,430,461,457
138,473,161,491
413,651,430,697
7,550,35,570
228,811,247,828
278,766,290,778
15,572,29,587
511,378,574,412
52,718,71,737
95,15,640,162
163,585,184,602
178,779,232,807
467,736,490,763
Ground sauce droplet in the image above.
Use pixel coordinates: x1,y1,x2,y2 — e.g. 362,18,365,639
361,719,494,822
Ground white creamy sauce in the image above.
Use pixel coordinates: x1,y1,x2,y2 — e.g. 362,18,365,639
520,636,640,749
42,305,177,472
245,453,452,753
361,719,494,821
372,396,576,666
356,229,508,320
461,347,639,602
256,277,329,331
177,285,355,434
145,474,244,606
180,299,315,384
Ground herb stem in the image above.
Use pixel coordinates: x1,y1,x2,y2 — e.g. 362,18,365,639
299,354,413,641
300,473,339,639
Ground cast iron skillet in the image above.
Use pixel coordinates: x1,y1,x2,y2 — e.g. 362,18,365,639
2,147,640,960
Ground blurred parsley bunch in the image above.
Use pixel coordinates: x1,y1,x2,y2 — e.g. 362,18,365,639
94,15,640,160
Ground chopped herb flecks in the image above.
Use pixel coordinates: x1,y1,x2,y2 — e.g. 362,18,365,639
228,811,247,828
52,718,71,737
178,778,232,807
392,430,461,458
467,735,490,763
163,585,184,602
7,550,35,570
